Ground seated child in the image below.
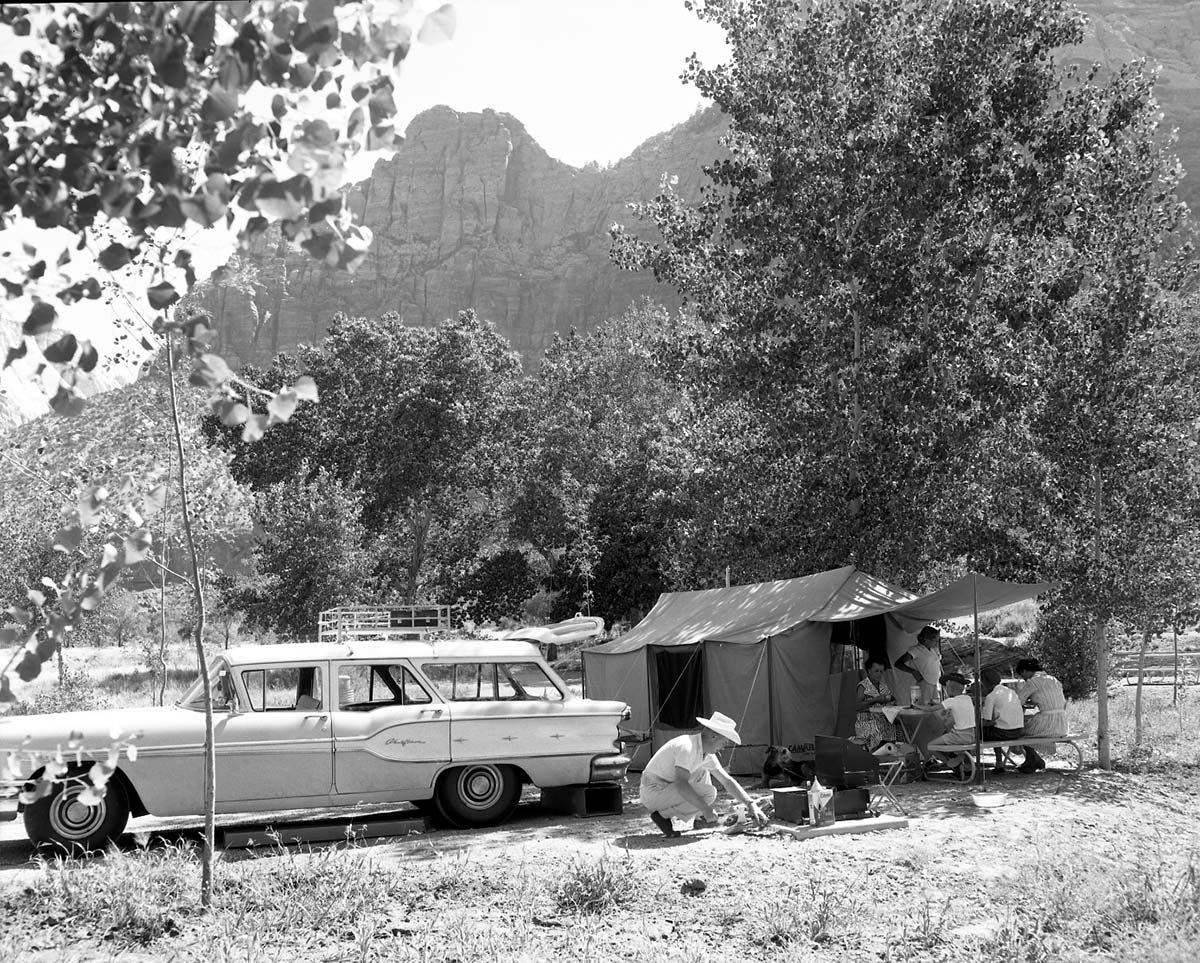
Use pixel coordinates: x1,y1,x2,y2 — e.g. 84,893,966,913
929,672,976,774
980,667,1025,773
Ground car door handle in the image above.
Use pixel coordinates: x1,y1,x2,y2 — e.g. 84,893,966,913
419,708,444,717
305,714,329,726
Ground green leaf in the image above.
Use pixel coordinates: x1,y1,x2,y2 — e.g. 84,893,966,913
242,412,270,443
16,650,41,682
59,277,102,303
218,399,251,426
49,385,85,417
293,376,319,401
54,524,82,553
78,341,99,372
24,302,57,336
202,85,238,123
147,281,179,309
267,388,299,423
418,4,457,44
123,529,153,564
4,341,27,368
97,243,135,271
43,333,79,363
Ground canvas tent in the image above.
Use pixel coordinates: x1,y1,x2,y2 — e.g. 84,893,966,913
582,566,1052,774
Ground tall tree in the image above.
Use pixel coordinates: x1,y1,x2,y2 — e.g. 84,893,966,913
613,0,1196,587
510,301,698,622
209,310,523,603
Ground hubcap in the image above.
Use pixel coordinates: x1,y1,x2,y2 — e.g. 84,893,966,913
50,785,105,840
459,766,503,810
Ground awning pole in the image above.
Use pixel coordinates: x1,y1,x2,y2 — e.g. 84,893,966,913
972,573,984,784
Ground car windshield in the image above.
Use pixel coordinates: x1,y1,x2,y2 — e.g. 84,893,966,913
178,658,237,712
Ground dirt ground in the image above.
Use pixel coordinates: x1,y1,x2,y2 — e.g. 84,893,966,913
2,763,1199,962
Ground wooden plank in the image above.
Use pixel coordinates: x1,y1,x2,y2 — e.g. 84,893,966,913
222,814,425,849
778,814,908,841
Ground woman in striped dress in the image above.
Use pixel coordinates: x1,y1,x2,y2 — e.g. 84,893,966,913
1015,658,1068,772
854,657,899,749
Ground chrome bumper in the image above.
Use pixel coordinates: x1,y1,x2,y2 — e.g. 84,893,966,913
589,753,631,783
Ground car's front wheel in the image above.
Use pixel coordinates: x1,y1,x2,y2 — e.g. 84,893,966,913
24,772,130,853
434,764,521,828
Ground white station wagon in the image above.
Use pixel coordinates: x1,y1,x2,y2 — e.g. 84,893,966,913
0,638,631,850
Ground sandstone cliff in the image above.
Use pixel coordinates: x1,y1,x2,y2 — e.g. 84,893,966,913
204,105,727,366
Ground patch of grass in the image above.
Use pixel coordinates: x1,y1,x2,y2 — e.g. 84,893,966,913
753,880,856,949
548,848,640,916
1,842,197,946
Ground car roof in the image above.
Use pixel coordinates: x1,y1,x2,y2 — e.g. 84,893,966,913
219,639,543,666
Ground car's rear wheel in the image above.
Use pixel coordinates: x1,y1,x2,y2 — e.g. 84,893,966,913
24,772,130,853
434,764,521,828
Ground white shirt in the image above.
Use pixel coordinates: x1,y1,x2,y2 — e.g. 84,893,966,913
643,733,719,783
903,643,942,684
942,693,976,731
983,684,1025,729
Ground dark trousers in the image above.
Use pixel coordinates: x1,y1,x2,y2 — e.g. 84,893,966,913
982,726,1024,767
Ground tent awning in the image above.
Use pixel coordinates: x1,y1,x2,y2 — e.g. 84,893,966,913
585,568,1054,656
587,566,917,655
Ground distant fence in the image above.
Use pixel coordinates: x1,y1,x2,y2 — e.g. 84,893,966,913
1112,650,1200,686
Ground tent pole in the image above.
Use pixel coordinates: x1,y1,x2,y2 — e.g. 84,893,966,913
972,573,984,785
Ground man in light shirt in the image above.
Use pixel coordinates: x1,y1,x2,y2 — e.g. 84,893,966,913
929,672,977,776
895,626,943,704
638,711,768,838
980,667,1025,773
1014,658,1068,773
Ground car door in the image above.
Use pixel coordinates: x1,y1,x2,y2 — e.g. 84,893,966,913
418,660,577,763
329,660,450,797
214,662,334,804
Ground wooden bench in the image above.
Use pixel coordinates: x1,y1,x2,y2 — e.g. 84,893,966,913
925,734,1085,783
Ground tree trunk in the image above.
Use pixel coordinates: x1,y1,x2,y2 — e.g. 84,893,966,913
1093,463,1111,770
156,451,171,708
1134,625,1150,747
1173,622,1180,707
166,334,215,908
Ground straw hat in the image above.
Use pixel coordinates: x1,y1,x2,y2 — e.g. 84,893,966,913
696,711,742,745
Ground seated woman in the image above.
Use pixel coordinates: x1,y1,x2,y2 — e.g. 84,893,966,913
1014,658,1067,773
980,667,1025,773
853,657,899,750
638,711,768,838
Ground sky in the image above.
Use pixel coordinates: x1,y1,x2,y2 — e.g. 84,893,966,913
396,0,731,168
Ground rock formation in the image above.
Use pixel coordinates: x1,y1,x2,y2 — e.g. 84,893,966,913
204,105,727,366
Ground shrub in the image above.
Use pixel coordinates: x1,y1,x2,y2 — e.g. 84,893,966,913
978,600,1040,638
8,667,110,716
1027,602,1097,699
549,850,639,916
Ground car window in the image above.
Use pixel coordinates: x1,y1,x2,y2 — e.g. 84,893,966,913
179,660,236,712
503,662,565,702
420,661,563,702
337,663,432,710
241,665,324,711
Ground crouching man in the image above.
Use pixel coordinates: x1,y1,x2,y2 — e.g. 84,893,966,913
638,711,768,838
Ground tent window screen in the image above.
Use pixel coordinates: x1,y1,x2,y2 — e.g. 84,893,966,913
654,647,705,728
